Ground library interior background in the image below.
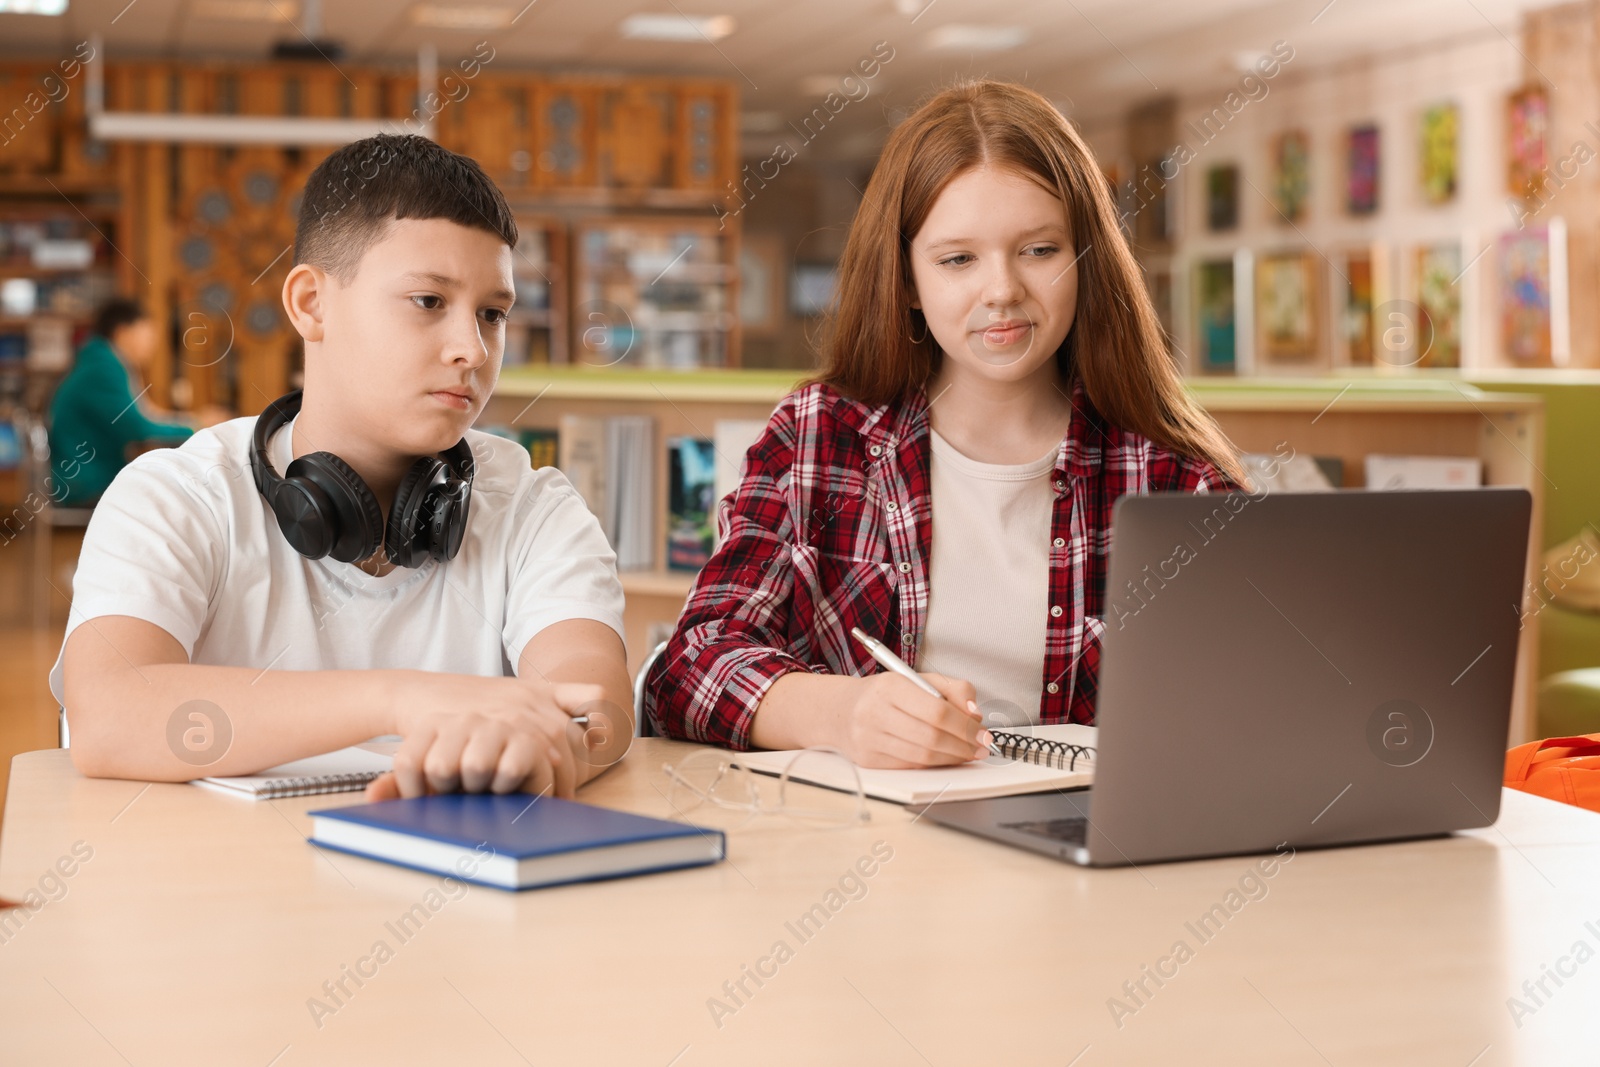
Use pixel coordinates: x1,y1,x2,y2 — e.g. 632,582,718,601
5,0,1600,822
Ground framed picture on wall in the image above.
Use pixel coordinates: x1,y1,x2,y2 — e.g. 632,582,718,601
1194,258,1237,374
1507,87,1549,201
1347,124,1380,215
1420,104,1458,205
738,233,785,337
1412,241,1462,367
1272,130,1310,222
1256,251,1321,365
1499,227,1553,365
1148,263,1174,342
1206,164,1239,231
790,263,836,317
1338,248,1376,366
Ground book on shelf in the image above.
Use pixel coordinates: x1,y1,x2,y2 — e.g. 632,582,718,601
24,319,71,372
518,427,559,470
1364,454,1481,489
558,413,656,571
608,416,655,571
667,436,715,571
711,419,767,547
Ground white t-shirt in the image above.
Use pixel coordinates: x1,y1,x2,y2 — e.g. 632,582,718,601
917,428,1055,727
48,413,625,707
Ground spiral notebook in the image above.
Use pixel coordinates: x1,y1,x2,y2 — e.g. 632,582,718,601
192,746,394,800
735,724,1097,805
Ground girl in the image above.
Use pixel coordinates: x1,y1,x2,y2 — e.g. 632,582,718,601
644,80,1244,768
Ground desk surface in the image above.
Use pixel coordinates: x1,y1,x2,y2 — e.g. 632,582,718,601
4,741,1600,1066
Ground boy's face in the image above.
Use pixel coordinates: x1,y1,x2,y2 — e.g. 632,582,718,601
314,216,514,456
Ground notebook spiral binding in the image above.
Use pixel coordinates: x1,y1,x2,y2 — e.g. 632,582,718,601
990,730,1096,771
259,771,385,799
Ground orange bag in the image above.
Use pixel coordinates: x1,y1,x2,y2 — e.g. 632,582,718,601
1504,734,1600,812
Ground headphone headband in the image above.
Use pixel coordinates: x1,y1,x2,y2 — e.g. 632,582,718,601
249,389,475,566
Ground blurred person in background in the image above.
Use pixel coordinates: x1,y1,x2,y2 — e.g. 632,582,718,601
48,297,230,506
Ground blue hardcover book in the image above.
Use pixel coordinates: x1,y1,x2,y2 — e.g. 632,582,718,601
309,794,725,891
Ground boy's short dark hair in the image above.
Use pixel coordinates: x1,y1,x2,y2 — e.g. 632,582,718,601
293,133,519,282
93,297,146,340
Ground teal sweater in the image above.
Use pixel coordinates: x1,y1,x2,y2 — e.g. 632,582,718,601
48,335,193,506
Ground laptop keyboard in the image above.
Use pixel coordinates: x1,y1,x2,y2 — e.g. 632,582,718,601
1000,817,1088,846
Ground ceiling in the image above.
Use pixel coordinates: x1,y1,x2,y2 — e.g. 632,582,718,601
0,0,1569,161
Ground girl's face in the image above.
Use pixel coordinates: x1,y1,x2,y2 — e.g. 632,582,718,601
907,164,1079,387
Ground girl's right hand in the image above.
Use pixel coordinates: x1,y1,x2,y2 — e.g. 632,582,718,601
837,672,990,768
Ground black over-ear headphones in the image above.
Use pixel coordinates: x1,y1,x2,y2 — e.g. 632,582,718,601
250,389,475,567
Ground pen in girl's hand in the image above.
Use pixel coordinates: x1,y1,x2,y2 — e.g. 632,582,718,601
848,627,999,758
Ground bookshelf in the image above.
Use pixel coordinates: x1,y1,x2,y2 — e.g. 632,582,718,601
571,215,739,369
484,368,1546,745
502,214,567,368
484,368,791,668
0,56,744,415
0,193,123,506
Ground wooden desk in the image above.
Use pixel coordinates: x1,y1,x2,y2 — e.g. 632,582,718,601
4,742,1599,1065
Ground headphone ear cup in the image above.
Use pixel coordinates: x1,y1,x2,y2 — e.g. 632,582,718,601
434,478,470,560
266,476,337,559
287,453,384,563
386,456,443,568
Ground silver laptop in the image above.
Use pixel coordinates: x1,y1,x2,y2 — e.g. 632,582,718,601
920,488,1532,867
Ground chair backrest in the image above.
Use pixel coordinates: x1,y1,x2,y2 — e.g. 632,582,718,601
24,411,95,534
632,640,668,738
24,414,51,496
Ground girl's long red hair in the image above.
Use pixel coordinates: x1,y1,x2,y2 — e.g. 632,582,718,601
809,79,1244,486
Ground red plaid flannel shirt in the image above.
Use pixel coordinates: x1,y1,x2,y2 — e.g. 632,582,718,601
643,377,1234,749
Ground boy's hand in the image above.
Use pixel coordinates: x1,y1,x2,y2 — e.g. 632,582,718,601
837,671,989,769
363,676,603,801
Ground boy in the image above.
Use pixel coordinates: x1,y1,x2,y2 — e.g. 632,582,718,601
52,134,631,800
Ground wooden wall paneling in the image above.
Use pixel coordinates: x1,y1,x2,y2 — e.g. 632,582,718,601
598,82,673,189
716,85,739,195
503,79,534,190
112,124,141,300
532,81,597,190
0,65,60,174
58,64,116,185
427,72,471,156
445,73,502,166
673,82,736,193
348,71,386,119
172,142,223,411
238,65,285,117
383,73,427,129
457,77,530,188
225,147,302,412
333,67,386,140
104,63,134,112
139,142,174,411
298,68,346,118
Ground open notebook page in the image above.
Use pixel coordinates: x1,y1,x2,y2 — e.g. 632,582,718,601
735,724,1097,805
